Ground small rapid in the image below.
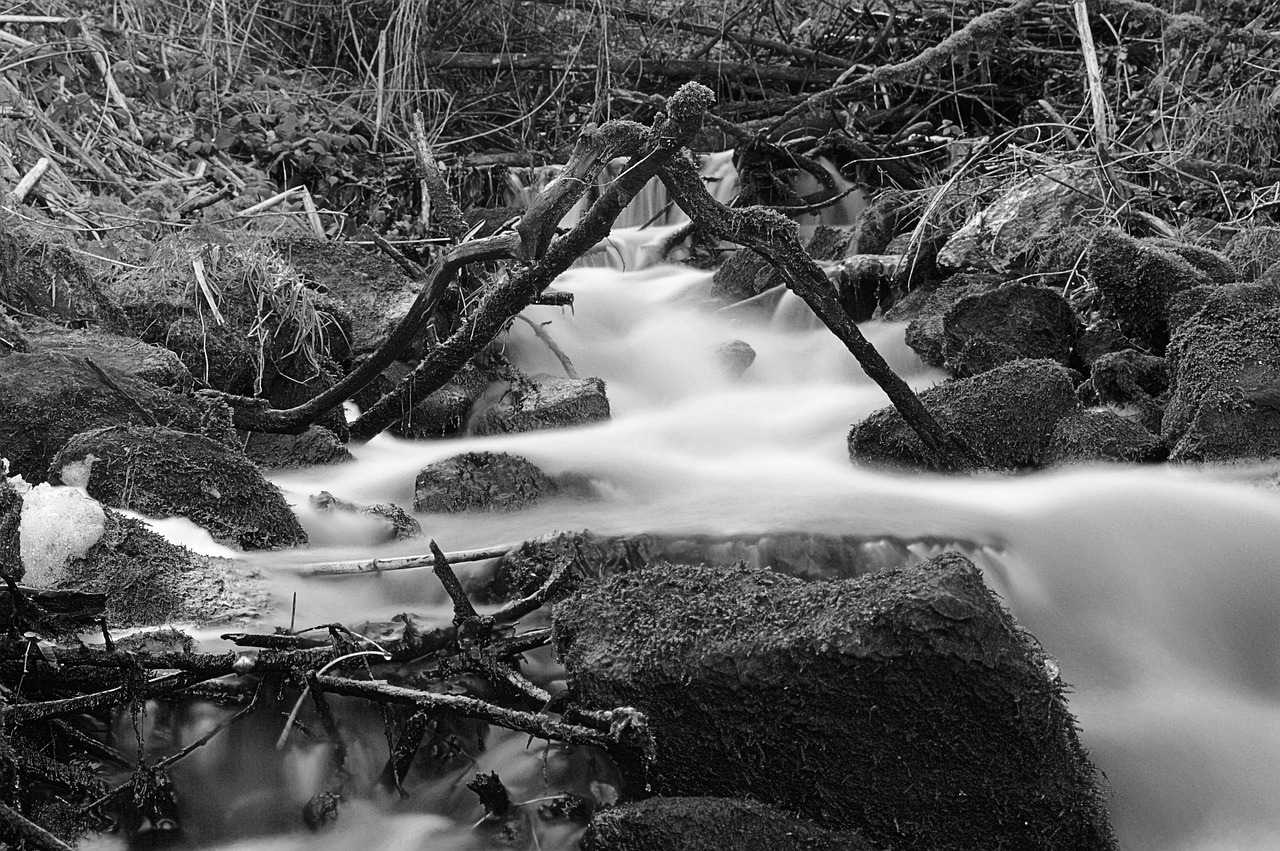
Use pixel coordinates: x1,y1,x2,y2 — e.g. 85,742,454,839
245,264,1280,851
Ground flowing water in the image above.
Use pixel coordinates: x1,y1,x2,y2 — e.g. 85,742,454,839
104,165,1280,850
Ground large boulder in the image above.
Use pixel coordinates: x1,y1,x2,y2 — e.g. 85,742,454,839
941,282,1078,377
49,425,307,550
473,374,610,435
1045,409,1164,465
22,322,192,390
0,352,236,482
580,797,872,851
242,426,353,469
1163,283,1280,462
849,358,1080,471
553,555,1116,851
1086,230,1213,353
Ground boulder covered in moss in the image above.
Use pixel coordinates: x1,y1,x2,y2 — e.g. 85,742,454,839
1045,409,1164,465
1086,230,1213,353
473,374,610,435
414,451,571,514
554,555,1116,851
22,322,193,390
848,358,1080,471
0,352,236,482
941,282,1078,377
56,509,269,626
1088,348,1168,433
1163,283,1280,462
580,797,873,851
49,424,306,550
1221,225,1280,281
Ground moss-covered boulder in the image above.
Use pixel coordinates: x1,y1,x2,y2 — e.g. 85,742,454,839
1086,230,1213,353
22,322,193,390
849,358,1080,471
414,451,562,514
1045,409,1164,465
941,282,1078,377
242,426,353,469
553,555,1116,851
580,797,873,851
49,425,306,550
1163,283,1280,462
1222,225,1280,281
0,352,236,482
474,374,610,435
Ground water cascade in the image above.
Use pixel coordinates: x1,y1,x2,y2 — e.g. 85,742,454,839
234,264,1280,851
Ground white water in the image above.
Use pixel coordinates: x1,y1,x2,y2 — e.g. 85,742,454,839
228,264,1280,851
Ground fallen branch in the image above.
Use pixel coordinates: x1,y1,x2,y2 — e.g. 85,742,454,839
305,542,517,577
418,51,843,85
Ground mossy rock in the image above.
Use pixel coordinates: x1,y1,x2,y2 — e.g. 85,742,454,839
473,374,610,435
848,358,1080,471
710,249,782,303
1221,226,1280,281
1045,409,1164,465
941,282,1078,377
1086,229,1212,353
554,555,1116,851
580,797,873,851
414,451,561,514
60,509,269,626
50,424,307,550
0,352,236,482
22,321,193,390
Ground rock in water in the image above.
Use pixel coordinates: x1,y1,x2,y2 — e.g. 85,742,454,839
580,797,873,851
1045,409,1164,465
848,358,1080,470
473,374,610,435
554,555,1116,851
414,451,558,513
50,425,307,550
941,282,1078,377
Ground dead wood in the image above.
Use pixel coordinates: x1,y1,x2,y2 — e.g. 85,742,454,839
418,51,843,85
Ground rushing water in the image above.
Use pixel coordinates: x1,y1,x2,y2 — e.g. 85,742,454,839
238,261,1280,851
102,161,1280,850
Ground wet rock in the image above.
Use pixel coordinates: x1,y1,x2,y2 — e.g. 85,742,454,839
903,313,945,366
937,166,1104,271
473,374,610,435
554,555,1116,851
848,188,912,256
804,225,855,262
414,451,560,513
309,491,420,541
390,362,491,439
849,358,1081,471
881,272,1006,323
1163,283,1280,462
1045,409,1164,465
49,425,307,551
0,352,236,482
1222,225,1280,281
57,509,268,626
242,426,353,469
712,340,755,380
18,484,107,587
22,321,193,390
710,249,780,303
1086,229,1213,353
1075,325,1138,367
1090,349,1168,433
580,797,872,851
941,282,1078,377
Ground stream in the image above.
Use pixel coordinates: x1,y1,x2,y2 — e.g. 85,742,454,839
95,163,1280,851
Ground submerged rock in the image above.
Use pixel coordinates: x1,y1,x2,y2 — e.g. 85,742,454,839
1045,409,1164,465
849,358,1080,470
711,340,755,380
309,490,420,541
554,555,1116,851
1163,283,1280,462
50,425,307,550
941,282,1078,376
414,451,570,513
0,352,236,482
473,374,610,435
580,797,872,851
